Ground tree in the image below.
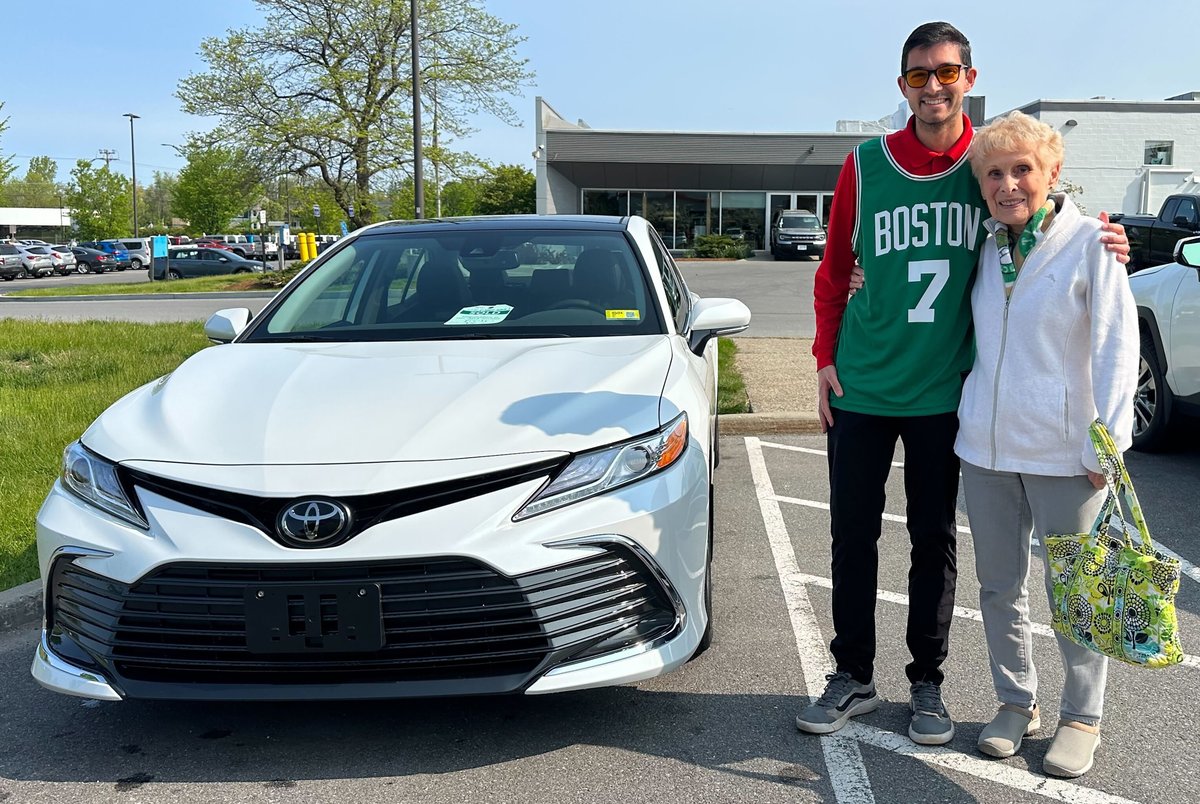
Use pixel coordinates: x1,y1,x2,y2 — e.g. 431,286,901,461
143,171,179,231
176,0,532,229
18,156,61,207
65,161,132,241
172,146,259,235
0,102,14,185
476,164,535,215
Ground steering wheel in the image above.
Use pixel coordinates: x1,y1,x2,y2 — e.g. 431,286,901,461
546,298,606,314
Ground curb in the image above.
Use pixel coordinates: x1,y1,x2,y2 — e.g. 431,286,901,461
721,412,823,435
0,579,42,632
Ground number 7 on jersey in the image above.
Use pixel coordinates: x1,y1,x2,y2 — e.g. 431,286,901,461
908,259,950,323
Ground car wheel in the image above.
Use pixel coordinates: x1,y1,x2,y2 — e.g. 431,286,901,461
233,267,251,274
2,275,14,281
167,269,183,280
131,258,142,270
76,263,89,273
1133,331,1174,451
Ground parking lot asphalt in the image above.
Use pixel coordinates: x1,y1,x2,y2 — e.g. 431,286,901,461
3,433,1198,803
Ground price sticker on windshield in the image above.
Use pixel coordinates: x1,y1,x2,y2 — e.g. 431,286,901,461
605,310,640,320
445,305,514,325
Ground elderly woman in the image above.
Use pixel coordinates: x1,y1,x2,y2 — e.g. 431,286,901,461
956,111,1138,778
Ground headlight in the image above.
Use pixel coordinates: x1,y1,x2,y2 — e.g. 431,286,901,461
514,413,688,520
61,441,148,528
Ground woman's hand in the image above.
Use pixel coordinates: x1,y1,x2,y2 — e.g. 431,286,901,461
1087,470,1106,490
1098,212,1130,265
849,263,864,297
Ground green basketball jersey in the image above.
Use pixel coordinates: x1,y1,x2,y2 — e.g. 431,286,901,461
832,136,986,416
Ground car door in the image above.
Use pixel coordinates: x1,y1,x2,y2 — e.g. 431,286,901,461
1168,256,1200,398
198,248,231,276
170,248,199,277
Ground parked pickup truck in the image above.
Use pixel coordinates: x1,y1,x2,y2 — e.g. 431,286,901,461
1112,194,1200,272
199,234,278,260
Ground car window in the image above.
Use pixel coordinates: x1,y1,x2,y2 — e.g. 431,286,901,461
1160,199,1180,222
246,229,666,342
0,244,17,255
646,230,691,332
28,247,49,254
779,214,820,229
1176,197,1197,224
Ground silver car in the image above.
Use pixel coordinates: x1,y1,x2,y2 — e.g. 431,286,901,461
15,244,55,277
49,246,78,275
117,238,153,271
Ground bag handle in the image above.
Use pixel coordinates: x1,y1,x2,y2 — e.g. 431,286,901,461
1088,420,1154,555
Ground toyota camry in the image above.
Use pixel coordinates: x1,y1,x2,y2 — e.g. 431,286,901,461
32,214,750,701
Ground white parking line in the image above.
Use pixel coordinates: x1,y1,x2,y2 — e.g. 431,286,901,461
746,437,1149,804
761,440,905,469
746,437,875,804
759,439,1200,587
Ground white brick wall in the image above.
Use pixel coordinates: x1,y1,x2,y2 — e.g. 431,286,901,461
1031,109,1200,215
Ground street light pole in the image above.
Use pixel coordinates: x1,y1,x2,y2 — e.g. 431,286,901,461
411,0,424,219
124,113,140,236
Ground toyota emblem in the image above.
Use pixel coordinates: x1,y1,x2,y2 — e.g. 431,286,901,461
276,499,352,547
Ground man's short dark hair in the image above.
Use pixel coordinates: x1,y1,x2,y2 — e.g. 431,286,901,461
901,21,972,74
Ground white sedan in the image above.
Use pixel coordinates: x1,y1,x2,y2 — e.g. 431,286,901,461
32,214,750,701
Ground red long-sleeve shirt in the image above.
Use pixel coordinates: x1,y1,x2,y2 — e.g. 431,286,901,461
812,114,975,369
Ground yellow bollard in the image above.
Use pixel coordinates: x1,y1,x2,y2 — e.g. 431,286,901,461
305,232,316,261
298,232,311,261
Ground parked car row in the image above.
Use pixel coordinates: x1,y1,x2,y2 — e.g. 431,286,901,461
151,246,266,279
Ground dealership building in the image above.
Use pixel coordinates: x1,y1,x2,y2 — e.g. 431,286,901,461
532,93,1200,250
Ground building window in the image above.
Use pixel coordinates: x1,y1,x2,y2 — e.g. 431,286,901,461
582,190,627,215
1144,141,1173,166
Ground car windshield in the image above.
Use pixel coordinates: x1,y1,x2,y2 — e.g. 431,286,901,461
243,228,664,343
28,247,49,254
780,215,820,230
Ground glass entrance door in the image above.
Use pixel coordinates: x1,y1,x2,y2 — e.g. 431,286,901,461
768,192,827,243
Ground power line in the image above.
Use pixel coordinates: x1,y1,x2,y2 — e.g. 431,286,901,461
98,149,118,167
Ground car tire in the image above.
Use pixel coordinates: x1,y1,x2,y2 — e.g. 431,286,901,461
76,263,89,273
167,269,183,280
1133,331,1174,451
131,258,142,270
234,268,251,274
2,275,14,281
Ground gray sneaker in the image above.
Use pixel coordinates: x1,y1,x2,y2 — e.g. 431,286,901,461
795,671,879,734
909,681,954,745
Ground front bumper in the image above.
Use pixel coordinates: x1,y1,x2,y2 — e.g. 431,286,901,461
33,448,710,700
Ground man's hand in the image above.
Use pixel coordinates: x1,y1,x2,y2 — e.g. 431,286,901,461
1087,470,1106,490
1098,211,1131,265
817,365,843,433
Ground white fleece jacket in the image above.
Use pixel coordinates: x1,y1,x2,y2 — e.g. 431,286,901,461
955,194,1138,476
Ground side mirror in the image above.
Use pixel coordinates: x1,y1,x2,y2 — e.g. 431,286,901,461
687,297,752,355
1174,236,1200,271
204,308,253,343
1173,215,1191,228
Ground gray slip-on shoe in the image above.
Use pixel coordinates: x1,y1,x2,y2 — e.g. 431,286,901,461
978,703,1040,758
1043,721,1101,778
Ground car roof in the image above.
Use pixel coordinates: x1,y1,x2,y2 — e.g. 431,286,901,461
359,214,632,237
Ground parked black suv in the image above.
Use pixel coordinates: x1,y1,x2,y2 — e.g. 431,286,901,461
770,210,826,260
0,243,22,280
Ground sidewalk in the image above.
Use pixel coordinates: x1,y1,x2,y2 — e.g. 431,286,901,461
721,337,822,434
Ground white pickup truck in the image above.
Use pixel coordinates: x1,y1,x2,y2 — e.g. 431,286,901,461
1130,235,1200,450
203,234,278,260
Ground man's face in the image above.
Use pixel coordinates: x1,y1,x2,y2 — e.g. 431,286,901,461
898,42,977,128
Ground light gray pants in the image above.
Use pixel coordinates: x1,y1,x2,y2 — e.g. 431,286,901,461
960,461,1109,725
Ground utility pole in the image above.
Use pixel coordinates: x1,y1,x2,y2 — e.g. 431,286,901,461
98,149,118,167
411,0,424,219
124,114,140,236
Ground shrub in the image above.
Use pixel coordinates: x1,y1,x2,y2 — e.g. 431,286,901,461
688,234,752,259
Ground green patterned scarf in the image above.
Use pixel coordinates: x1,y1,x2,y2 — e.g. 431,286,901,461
992,199,1056,298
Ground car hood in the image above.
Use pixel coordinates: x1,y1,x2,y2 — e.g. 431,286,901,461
83,336,674,465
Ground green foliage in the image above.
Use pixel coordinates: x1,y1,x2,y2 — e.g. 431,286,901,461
143,171,179,231
65,161,133,241
1057,178,1087,216
0,320,211,588
173,146,259,235
176,0,533,228
717,337,750,414
0,154,64,207
0,102,14,185
689,234,752,260
476,164,535,215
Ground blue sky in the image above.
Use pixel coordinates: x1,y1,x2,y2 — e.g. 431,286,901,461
5,0,1200,183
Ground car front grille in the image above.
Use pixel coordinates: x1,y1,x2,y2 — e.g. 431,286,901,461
48,546,680,698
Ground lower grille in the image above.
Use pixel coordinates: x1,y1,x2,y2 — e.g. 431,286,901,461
48,547,680,697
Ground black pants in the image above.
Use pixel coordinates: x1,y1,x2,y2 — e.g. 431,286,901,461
826,409,960,686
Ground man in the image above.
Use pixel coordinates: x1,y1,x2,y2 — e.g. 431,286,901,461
797,21,1128,745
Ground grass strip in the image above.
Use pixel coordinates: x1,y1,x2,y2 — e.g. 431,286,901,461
0,320,211,589
717,337,750,415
